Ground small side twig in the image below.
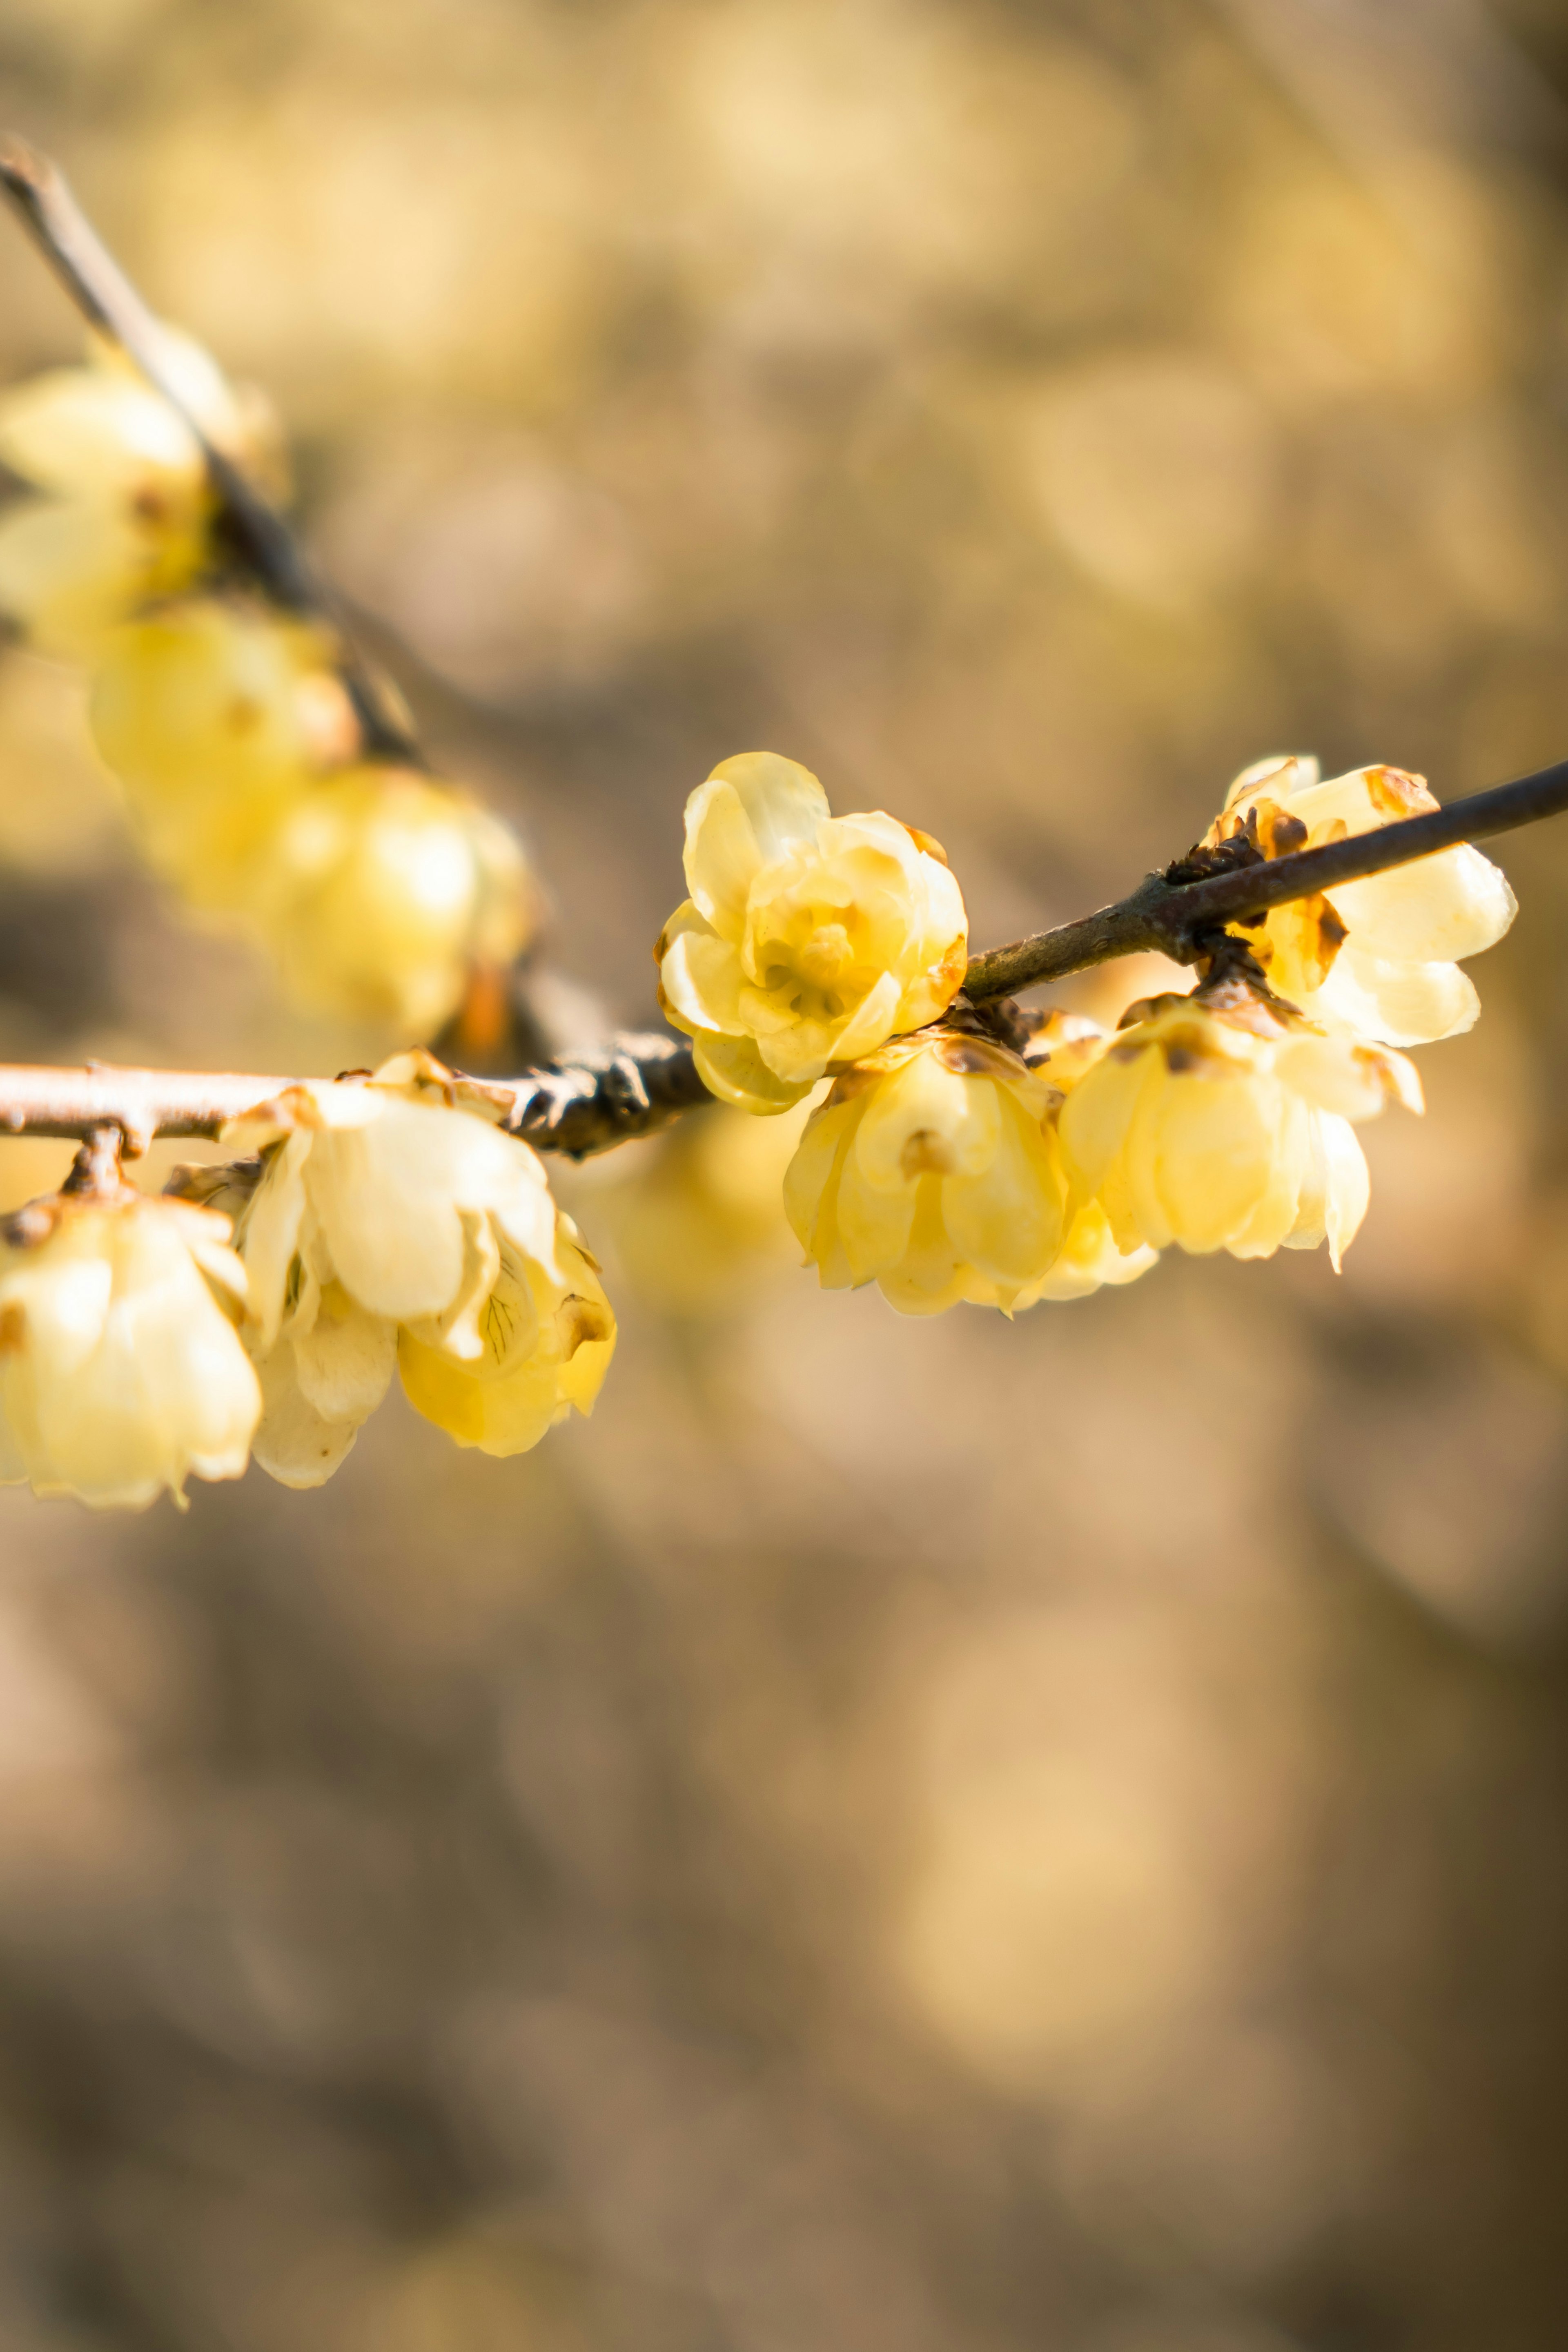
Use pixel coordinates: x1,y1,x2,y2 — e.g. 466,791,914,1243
961,756,1568,1001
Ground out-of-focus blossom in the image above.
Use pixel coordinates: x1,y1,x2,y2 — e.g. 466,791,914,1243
1058,982,1422,1266
250,767,535,1036
209,1051,612,1484
658,752,967,1113
601,1096,815,1315
89,597,355,906
0,332,283,658
1207,755,1516,1046
0,1186,259,1508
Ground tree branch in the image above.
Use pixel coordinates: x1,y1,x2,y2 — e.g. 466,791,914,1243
0,755,1560,1156
961,756,1568,1000
0,135,421,766
2,136,1564,1160
0,1039,711,1162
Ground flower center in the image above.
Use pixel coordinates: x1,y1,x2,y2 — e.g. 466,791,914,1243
795,922,855,989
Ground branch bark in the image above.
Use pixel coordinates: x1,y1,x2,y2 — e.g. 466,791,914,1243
0,1040,710,1162
961,757,1568,1000
0,136,421,766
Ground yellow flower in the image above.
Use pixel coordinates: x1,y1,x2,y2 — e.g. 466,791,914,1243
1058,983,1421,1267
0,1188,259,1509
89,599,354,907
251,767,536,1036
1012,1009,1160,1303
218,1052,613,1485
784,1026,1075,1315
1208,754,1516,1045
657,751,968,1113
0,332,282,659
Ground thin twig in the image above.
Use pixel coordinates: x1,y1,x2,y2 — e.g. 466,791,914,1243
961,756,1568,1001
0,135,420,765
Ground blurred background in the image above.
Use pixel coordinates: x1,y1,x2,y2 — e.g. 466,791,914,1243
2,1,1568,2345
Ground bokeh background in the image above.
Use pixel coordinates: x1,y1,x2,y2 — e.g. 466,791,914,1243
3,2,1568,2346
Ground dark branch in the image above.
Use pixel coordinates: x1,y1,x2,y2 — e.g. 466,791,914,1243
0,135,421,765
499,1033,709,1156
962,757,1568,1001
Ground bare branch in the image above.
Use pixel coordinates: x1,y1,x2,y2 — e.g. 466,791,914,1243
962,756,1568,1001
500,1033,710,1155
0,135,421,766
0,1041,708,1162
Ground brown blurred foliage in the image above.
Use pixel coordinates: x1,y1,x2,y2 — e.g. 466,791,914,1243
4,2,1568,2346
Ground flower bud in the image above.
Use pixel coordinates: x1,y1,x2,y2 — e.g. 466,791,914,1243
657,752,968,1113
1208,755,1516,1045
218,1052,613,1483
0,1189,260,1509
0,332,282,659
784,1027,1075,1315
1058,983,1421,1266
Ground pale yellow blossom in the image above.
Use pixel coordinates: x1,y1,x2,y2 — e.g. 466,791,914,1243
1058,984,1421,1267
89,599,354,907
251,767,536,1035
784,1027,1075,1315
658,751,968,1113
1014,1009,1160,1302
1208,754,1516,1045
217,1053,613,1484
0,1189,259,1509
0,332,282,658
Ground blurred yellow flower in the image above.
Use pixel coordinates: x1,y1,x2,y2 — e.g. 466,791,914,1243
89,597,354,907
785,1026,1079,1315
252,766,535,1036
602,1097,814,1315
0,331,281,659
1208,754,1516,1045
0,1188,259,1509
657,751,968,1113
216,1052,613,1484
1058,983,1422,1267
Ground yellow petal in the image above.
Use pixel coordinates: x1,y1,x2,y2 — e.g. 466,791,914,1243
1313,949,1479,1046
1140,1067,1281,1255
943,1100,1067,1284
249,1338,363,1489
287,1283,397,1421
1327,845,1515,965
0,368,200,494
692,1031,814,1113
657,908,748,1034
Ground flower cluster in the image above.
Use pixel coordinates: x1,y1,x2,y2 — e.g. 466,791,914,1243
187,1053,616,1486
783,984,1420,1314
1204,754,1516,1046
0,1059,616,1511
0,342,535,1034
653,745,1513,1319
